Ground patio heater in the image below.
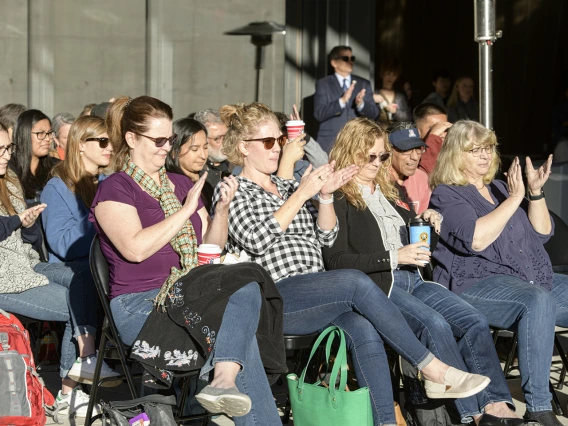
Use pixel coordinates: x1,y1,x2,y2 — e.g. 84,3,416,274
225,21,286,102
474,0,502,129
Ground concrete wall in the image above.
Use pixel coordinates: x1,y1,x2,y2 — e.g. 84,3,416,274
0,0,285,119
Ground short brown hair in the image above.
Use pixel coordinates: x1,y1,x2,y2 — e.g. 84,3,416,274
329,45,352,61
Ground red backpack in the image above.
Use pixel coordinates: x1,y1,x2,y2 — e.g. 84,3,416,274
0,309,55,426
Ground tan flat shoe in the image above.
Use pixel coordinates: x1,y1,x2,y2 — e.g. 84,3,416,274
423,366,490,399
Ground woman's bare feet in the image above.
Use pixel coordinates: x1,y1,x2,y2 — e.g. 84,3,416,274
484,402,520,419
209,361,241,389
420,357,450,384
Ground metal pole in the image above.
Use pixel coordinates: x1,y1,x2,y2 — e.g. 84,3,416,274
474,0,501,129
478,42,492,129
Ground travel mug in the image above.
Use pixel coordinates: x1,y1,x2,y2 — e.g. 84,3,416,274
409,218,431,264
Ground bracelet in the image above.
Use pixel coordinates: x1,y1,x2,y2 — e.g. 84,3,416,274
527,189,545,201
318,193,334,205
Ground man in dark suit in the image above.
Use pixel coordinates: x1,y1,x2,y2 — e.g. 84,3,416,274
314,46,379,152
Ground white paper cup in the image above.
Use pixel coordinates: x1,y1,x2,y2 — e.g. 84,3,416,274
197,244,222,265
286,120,305,140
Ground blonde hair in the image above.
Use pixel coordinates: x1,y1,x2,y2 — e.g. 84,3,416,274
430,120,501,189
447,76,474,108
51,115,106,207
329,118,399,210
219,102,279,166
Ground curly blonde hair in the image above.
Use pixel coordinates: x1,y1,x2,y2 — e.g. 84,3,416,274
329,118,399,210
219,103,279,166
430,120,501,189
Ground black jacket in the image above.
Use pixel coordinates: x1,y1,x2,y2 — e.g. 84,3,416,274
131,262,287,388
323,193,435,296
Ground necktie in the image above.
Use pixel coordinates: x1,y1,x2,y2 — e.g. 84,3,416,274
342,78,348,92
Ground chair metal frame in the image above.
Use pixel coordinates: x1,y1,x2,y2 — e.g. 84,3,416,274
86,235,211,425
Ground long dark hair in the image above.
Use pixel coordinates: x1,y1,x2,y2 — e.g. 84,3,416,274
166,118,207,175
9,109,59,200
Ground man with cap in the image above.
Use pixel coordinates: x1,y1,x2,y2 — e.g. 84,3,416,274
387,122,431,214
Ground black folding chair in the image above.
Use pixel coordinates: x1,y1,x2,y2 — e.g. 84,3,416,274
86,235,211,425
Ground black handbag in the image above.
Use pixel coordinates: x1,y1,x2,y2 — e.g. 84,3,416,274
99,394,177,426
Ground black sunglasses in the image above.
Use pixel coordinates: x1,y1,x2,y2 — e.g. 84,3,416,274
134,132,178,147
243,135,287,150
85,137,110,148
369,152,390,163
338,56,356,62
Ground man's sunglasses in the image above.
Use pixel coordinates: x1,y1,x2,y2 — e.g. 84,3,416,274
85,137,111,148
369,152,391,163
243,135,287,150
338,56,356,63
134,132,178,147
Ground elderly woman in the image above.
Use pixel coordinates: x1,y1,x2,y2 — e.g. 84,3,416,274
429,120,567,426
324,117,523,426
212,102,490,426
91,96,285,425
41,116,113,263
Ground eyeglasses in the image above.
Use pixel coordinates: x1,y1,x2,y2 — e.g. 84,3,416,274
134,132,178,147
207,134,225,143
338,56,356,62
85,137,110,149
0,144,15,157
395,146,426,156
369,152,391,163
243,135,287,150
31,131,55,140
468,145,494,157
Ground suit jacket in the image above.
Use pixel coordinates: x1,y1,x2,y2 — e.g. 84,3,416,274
314,74,379,153
322,193,435,297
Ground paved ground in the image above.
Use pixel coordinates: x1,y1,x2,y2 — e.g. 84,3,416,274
42,335,568,426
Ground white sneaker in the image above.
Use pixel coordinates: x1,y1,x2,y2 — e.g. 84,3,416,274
67,354,122,387
53,388,101,420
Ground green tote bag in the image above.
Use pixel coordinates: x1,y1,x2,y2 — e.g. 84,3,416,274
286,326,373,426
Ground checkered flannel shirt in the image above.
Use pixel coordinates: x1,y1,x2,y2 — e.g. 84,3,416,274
211,175,339,283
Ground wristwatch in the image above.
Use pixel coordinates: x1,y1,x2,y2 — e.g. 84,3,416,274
527,189,545,201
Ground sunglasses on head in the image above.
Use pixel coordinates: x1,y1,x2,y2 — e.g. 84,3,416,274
243,135,287,150
134,132,178,147
338,56,356,62
85,137,110,148
369,152,391,163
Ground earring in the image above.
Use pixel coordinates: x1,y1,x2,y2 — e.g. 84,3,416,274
80,151,83,156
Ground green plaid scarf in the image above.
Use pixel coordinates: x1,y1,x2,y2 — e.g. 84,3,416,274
122,156,199,309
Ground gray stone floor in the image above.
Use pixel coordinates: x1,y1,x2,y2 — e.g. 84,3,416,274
42,337,568,426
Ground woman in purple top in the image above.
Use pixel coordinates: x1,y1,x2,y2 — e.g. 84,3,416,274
429,120,568,426
90,95,282,425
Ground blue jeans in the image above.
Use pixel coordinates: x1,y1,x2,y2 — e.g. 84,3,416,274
459,273,568,412
277,269,435,426
0,262,97,378
112,283,281,426
390,270,513,422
